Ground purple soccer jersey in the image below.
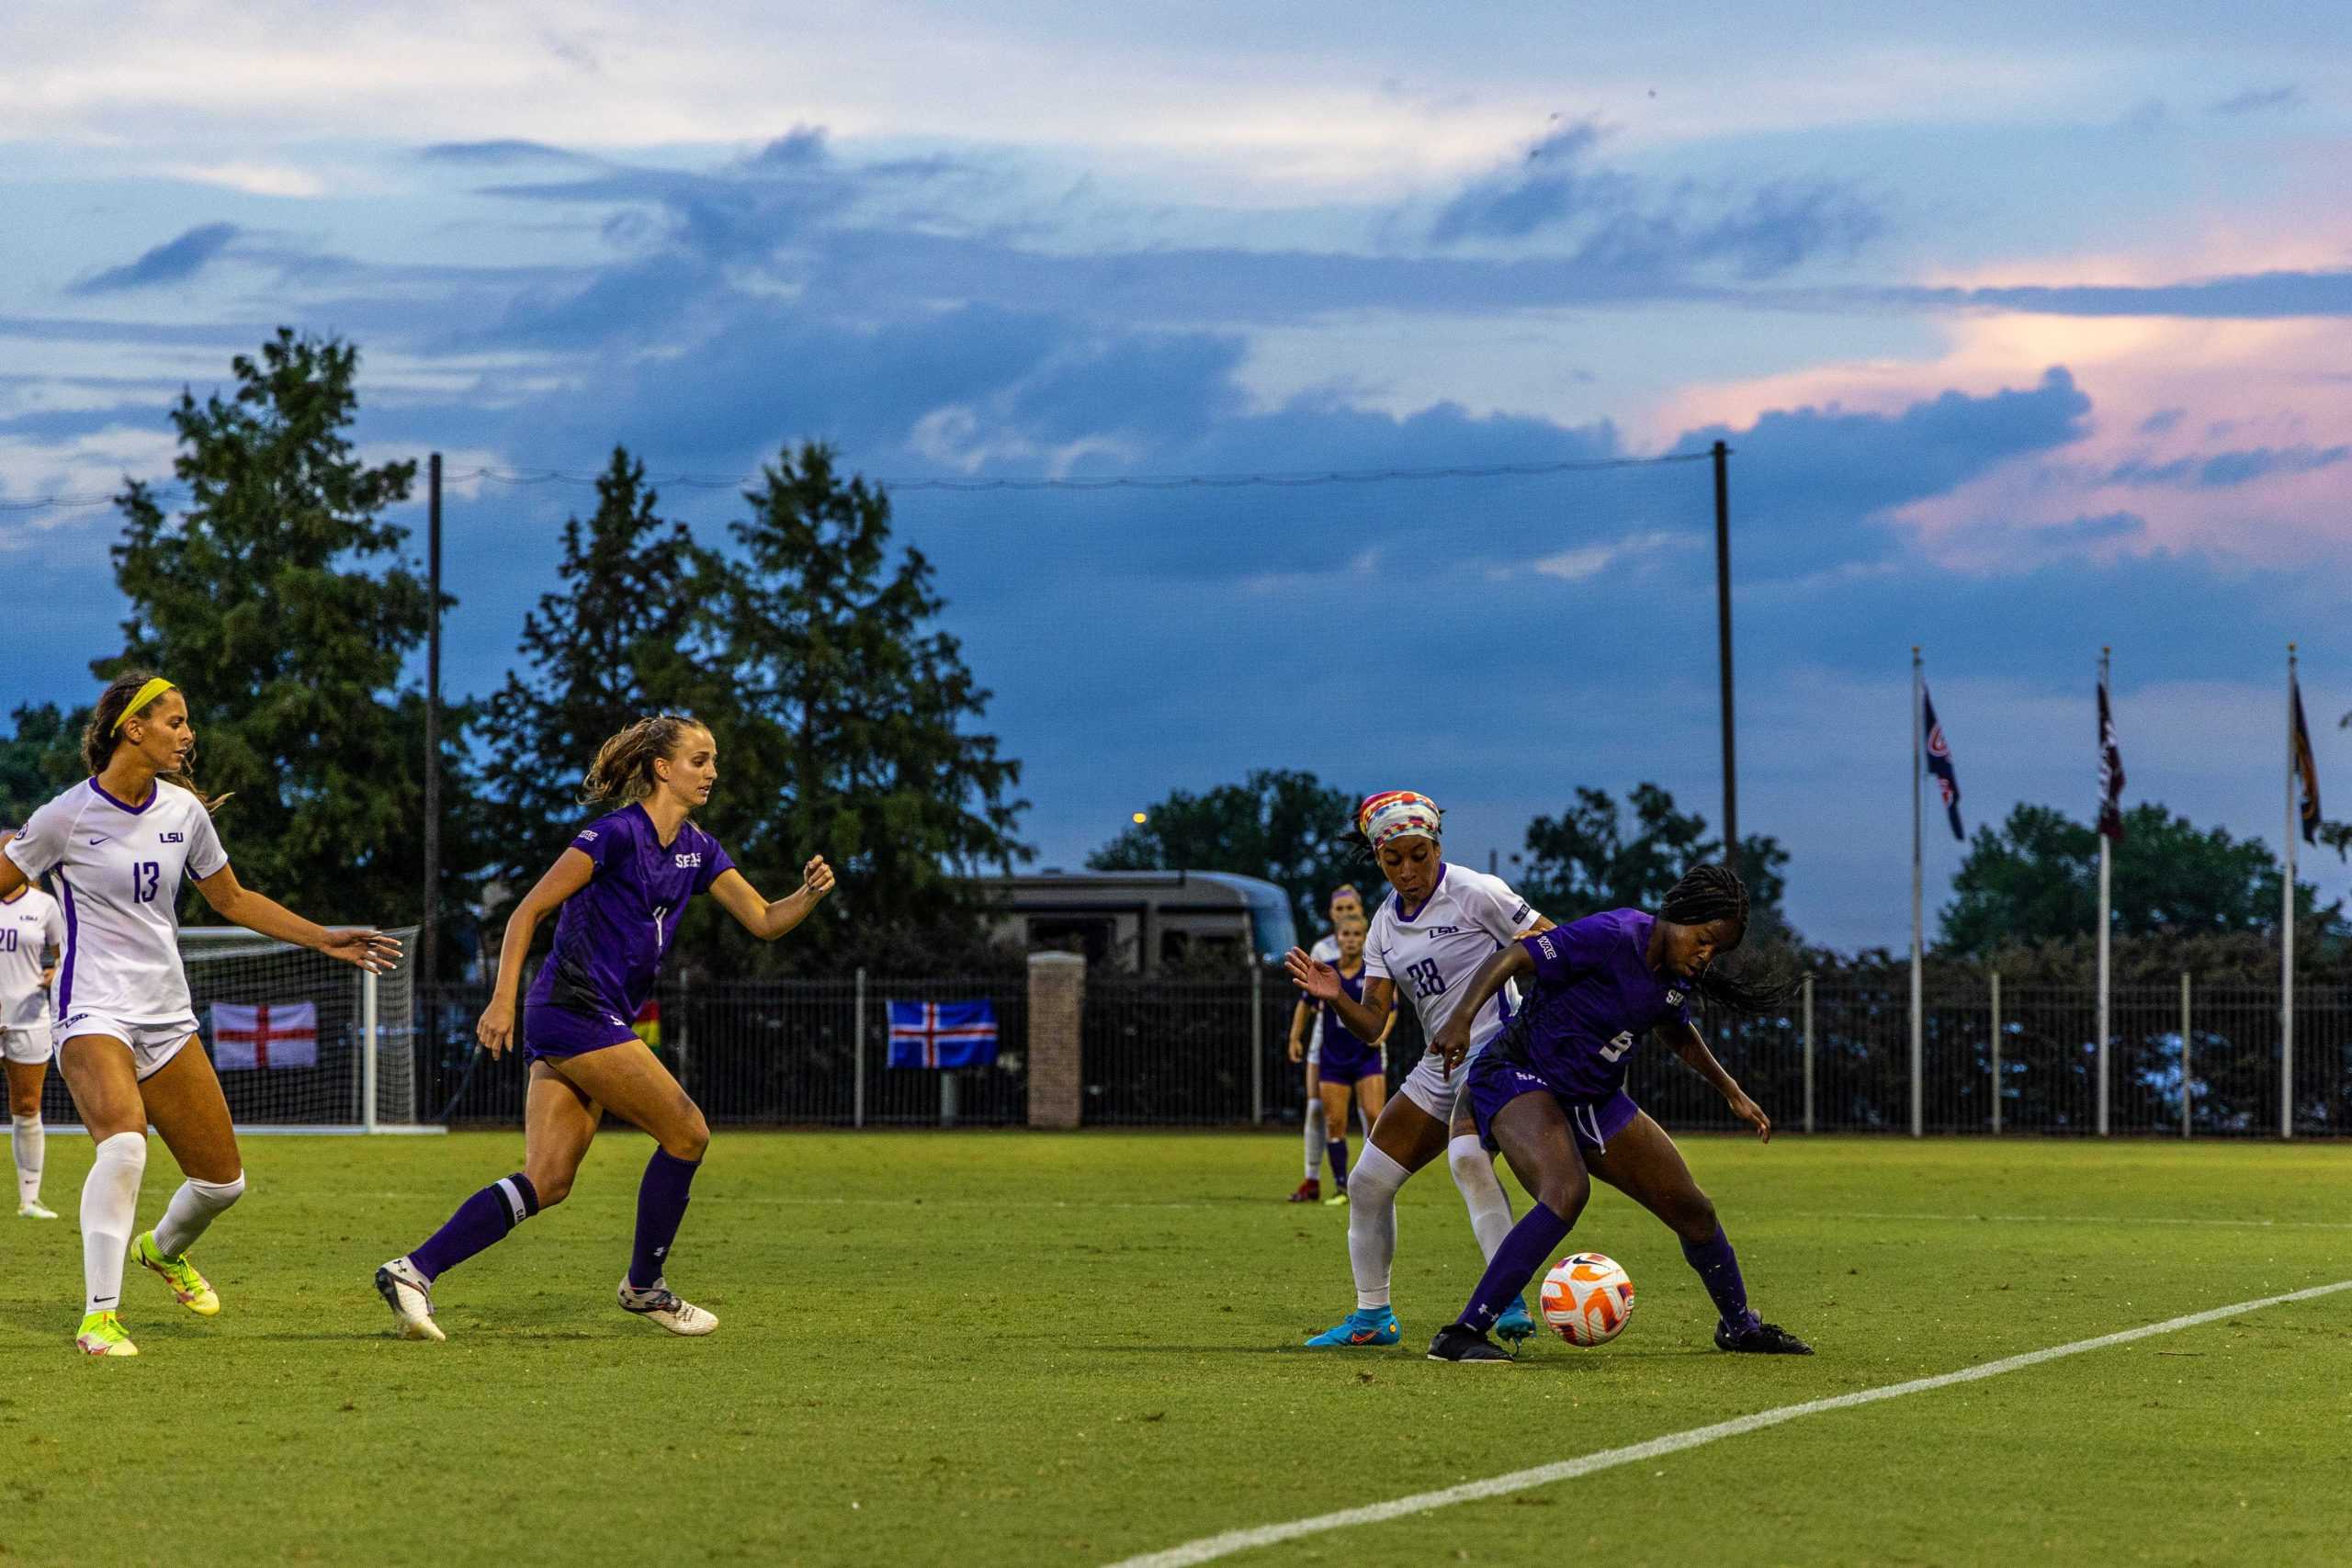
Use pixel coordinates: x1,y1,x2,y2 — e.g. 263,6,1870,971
525,804,734,1022
1314,964,1385,1083
1503,908,1693,1100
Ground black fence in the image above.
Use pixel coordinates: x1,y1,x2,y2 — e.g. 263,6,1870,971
413,973,2352,1136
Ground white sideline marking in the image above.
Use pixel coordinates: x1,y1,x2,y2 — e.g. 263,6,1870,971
1102,1278,2352,1568
1795,1210,2352,1232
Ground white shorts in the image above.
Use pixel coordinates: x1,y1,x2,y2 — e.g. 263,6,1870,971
56,1012,200,1081
2,1025,52,1066
1396,1033,1498,1123
1306,1038,1322,1067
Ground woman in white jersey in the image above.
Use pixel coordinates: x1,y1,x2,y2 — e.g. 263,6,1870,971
0,827,68,1218
0,672,399,1357
1285,791,1553,1349
1287,883,1363,1201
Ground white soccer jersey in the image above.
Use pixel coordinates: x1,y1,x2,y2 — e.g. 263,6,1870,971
1310,933,1341,963
0,886,66,1028
1363,863,1542,1048
4,779,228,1026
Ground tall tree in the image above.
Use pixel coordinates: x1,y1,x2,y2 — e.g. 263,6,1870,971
480,447,715,878
105,329,480,935
1087,769,1362,940
1939,801,2338,956
708,443,1028,965
1517,783,1793,941
0,703,79,825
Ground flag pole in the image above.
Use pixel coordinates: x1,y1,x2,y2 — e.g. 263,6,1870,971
1911,646,1924,1140
2283,643,2298,1140
2097,647,2112,1139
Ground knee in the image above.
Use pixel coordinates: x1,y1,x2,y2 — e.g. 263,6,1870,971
195,1170,246,1207
1323,1101,1348,1138
7,1086,38,1118
527,1167,574,1208
665,1104,710,1163
1673,1190,1719,1243
1537,1167,1590,1223
1445,1135,1493,1189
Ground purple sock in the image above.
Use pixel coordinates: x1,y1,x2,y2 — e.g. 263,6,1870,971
410,1173,538,1282
628,1148,701,1290
1458,1201,1574,1334
1682,1225,1759,1332
1326,1138,1349,1186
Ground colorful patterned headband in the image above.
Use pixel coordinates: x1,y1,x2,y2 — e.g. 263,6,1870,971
1358,790,1442,849
112,677,176,734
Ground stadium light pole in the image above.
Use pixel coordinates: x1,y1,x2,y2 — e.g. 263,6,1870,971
1713,441,1737,878
422,452,442,1003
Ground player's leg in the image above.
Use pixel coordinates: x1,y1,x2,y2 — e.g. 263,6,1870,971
1430,1091,1588,1363
54,1033,151,1355
1303,1077,1449,1347
379,1064,601,1341
6,1048,54,1218
546,1040,717,1336
1291,1055,1323,1201
1583,1110,1812,1354
132,1033,243,1317
1317,1080,1353,1198
1444,1089,1535,1341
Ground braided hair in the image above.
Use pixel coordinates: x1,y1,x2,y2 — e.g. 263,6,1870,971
1659,863,1792,1015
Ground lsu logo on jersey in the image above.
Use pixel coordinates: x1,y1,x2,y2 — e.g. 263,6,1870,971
674,852,704,868
158,830,185,844
1424,924,1461,936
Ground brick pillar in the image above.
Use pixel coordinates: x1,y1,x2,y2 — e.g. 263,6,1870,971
1027,951,1086,1130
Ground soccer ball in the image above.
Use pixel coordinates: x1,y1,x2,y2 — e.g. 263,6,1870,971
1540,1251,1635,1347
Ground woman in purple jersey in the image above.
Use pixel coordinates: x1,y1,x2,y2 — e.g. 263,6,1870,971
1287,909,1391,1204
1419,863,1812,1362
376,714,834,1342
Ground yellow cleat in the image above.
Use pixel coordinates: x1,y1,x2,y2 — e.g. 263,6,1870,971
134,1230,220,1316
76,1311,139,1357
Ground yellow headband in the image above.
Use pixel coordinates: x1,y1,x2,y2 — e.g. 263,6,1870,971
111,677,177,735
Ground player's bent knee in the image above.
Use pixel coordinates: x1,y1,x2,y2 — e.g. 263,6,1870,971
1537,1168,1590,1222
1676,1190,1718,1240
668,1103,710,1162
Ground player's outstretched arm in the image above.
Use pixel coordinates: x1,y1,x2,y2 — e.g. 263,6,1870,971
1429,942,1535,1072
475,848,596,1057
707,856,835,942
1284,948,1393,1043
1287,999,1313,1063
1660,1021,1770,1142
192,864,401,974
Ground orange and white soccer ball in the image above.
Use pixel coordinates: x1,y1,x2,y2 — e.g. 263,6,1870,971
1540,1251,1635,1347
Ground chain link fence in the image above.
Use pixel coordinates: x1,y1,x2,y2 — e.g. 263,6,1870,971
415,972,2350,1136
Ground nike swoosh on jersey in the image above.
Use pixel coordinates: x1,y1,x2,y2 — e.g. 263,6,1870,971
87,836,110,845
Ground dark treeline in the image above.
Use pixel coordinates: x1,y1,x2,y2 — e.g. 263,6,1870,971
5,329,2346,986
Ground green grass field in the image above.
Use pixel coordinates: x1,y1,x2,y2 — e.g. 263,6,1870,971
3,1131,2346,1566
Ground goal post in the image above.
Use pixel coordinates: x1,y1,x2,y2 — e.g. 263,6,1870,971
171,924,439,1134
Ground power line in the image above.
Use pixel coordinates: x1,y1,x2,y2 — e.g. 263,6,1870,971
0,450,1712,513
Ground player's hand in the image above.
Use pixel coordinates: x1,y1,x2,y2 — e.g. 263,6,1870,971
1283,949,1340,1000
1433,1020,1473,1073
1728,1089,1770,1143
477,998,517,1060
321,928,402,975
801,855,836,902
1287,1037,1304,1064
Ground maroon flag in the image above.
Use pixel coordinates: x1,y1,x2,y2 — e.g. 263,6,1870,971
2291,673,2322,844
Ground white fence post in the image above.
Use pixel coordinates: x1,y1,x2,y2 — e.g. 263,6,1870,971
854,967,867,1130
361,968,379,1134
1801,975,1815,1134
1988,969,2000,1136
2180,971,2192,1140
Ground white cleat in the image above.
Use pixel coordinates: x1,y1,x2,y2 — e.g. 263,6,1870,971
374,1257,447,1342
617,1276,718,1337
17,1200,59,1219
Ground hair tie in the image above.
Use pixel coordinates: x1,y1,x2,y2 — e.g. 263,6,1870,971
111,677,176,734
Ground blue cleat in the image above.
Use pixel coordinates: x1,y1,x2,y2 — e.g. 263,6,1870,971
1495,1295,1537,1345
1304,1306,1400,1348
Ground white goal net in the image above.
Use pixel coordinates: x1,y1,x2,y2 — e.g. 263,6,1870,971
167,925,430,1133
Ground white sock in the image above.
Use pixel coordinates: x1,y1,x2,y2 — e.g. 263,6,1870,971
1448,1134,1516,1262
1344,1144,1409,1310
153,1171,244,1258
81,1132,146,1315
1302,1103,1321,1179
11,1111,41,1206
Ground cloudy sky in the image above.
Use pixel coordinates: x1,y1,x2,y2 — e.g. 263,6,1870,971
5,2,2349,949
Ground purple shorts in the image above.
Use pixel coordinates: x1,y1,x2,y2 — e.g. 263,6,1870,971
521,1002,639,1064
1317,1038,1385,1087
1467,1053,1641,1156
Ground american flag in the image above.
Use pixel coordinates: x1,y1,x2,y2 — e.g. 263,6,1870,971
1922,683,1963,841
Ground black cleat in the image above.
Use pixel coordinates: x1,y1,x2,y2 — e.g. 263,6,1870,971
1715,1317,1814,1355
1428,1323,1514,1363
